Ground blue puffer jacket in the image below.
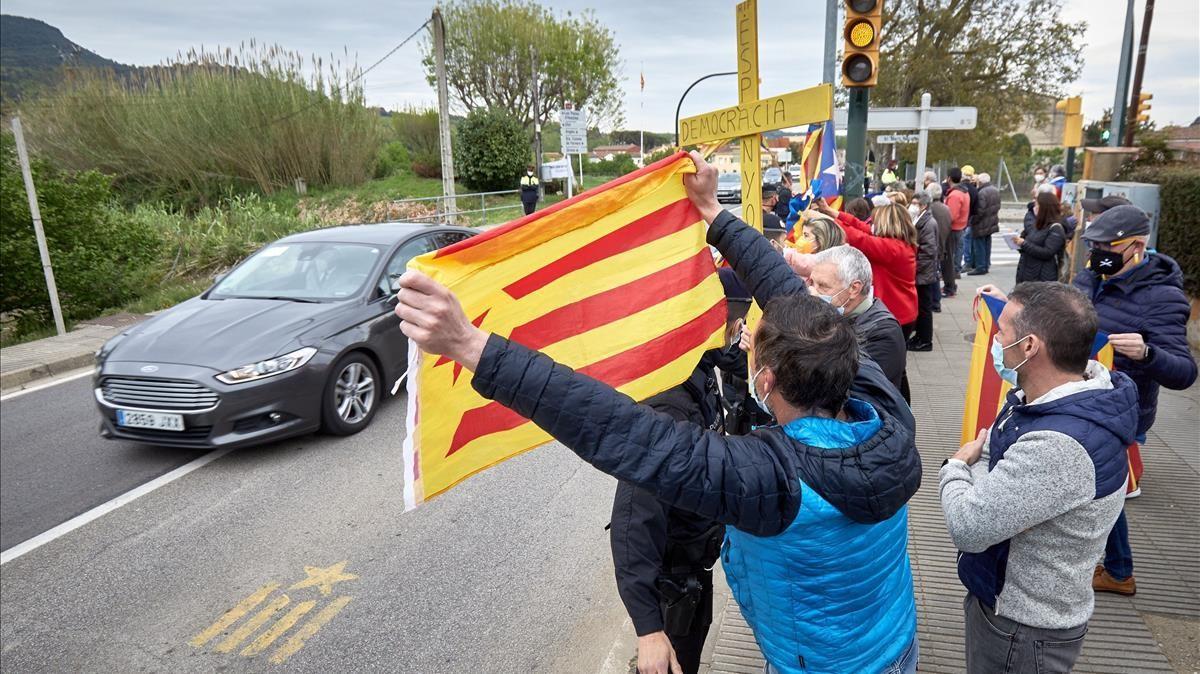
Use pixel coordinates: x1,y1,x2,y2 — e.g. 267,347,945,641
958,371,1137,608
1074,253,1198,436
724,400,917,674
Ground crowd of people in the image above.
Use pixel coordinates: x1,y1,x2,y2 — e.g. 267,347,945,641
395,151,1195,674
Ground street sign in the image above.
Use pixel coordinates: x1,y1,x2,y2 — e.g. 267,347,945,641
677,84,833,147
541,158,574,181
559,109,587,154
833,106,977,131
878,134,920,144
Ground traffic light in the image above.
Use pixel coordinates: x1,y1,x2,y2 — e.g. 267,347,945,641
842,0,881,87
1101,129,1111,143
1134,93,1152,123
1056,96,1083,147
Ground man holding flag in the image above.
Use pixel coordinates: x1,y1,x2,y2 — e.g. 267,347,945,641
396,152,923,674
940,282,1137,673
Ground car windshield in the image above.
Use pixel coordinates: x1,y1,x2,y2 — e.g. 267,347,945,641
718,174,740,186
211,242,382,302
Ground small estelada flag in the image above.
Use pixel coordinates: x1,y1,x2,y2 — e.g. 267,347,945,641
402,152,726,510
961,293,1115,444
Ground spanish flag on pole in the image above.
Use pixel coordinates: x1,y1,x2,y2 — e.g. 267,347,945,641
402,152,726,510
961,293,1115,445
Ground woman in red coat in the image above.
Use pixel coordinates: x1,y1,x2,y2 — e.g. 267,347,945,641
818,198,918,327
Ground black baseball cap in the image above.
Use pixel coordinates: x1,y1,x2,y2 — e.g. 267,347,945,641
1081,194,1131,214
1081,204,1150,243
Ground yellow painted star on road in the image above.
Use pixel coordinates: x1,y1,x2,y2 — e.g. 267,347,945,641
289,561,358,597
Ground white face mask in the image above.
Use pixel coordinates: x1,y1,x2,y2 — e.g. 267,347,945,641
749,366,773,417
1033,174,1045,183
908,204,920,218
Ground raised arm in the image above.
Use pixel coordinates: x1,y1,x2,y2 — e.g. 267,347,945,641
706,210,809,305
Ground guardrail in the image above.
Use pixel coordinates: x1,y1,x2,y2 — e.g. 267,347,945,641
390,190,526,227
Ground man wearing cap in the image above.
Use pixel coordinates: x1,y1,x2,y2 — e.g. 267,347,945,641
1074,201,1198,596
760,185,788,245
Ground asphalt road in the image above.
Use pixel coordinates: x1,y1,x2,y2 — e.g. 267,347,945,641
0,378,627,672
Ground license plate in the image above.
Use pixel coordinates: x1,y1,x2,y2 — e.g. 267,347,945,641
116,409,185,432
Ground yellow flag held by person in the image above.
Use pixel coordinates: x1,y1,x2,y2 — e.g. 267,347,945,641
402,152,727,510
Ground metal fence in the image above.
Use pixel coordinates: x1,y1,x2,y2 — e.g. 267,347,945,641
389,190,526,227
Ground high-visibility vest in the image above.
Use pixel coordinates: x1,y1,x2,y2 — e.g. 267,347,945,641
520,175,539,187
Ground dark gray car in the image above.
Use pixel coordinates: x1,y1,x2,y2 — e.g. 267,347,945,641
94,223,475,448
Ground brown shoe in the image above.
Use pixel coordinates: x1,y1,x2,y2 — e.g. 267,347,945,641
1093,567,1137,596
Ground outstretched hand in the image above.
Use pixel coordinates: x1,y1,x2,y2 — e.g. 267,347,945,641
683,151,724,225
394,270,489,371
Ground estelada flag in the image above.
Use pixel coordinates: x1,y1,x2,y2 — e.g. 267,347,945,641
961,293,1115,444
402,152,727,510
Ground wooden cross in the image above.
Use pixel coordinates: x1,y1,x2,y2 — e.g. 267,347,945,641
678,0,833,232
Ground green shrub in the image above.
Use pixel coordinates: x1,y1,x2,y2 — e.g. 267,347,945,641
392,108,442,178
0,133,161,333
589,154,637,176
374,140,410,179
19,42,383,207
1127,165,1200,297
454,108,530,192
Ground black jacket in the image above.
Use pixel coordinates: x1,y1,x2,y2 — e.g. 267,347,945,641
914,210,941,285
470,210,920,537
610,364,724,636
773,185,793,222
1015,217,1067,284
850,298,907,391
964,181,980,229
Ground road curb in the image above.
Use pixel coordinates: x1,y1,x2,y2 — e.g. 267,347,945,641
0,352,95,391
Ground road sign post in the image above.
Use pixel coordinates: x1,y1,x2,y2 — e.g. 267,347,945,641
560,106,588,199
833,94,977,183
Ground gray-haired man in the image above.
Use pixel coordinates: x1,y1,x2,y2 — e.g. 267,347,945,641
941,282,1137,673
807,245,907,392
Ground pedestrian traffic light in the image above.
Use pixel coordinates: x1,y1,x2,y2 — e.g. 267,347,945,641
1101,128,1111,143
842,0,881,88
1134,93,1152,123
1056,96,1083,148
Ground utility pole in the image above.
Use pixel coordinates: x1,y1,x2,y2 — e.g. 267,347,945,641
1108,0,1135,146
1123,0,1155,147
822,0,838,84
531,46,543,198
432,9,457,223
11,117,66,336
844,88,869,200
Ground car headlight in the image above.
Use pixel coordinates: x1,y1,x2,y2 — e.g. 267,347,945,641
216,347,318,385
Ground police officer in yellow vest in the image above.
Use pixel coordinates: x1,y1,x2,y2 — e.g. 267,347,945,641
520,165,540,215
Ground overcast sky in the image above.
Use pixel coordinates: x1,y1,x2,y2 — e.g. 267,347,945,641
5,0,1198,134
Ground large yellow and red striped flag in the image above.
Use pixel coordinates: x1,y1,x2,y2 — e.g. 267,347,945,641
402,152,727,510
961,294,1115,444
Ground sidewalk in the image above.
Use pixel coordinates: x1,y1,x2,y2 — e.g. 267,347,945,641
701,264,1200,674
0,313,145,391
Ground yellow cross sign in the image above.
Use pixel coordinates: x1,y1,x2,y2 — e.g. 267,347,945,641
677,0,833,233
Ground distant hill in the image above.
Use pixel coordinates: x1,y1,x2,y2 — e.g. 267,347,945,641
1,14,130,104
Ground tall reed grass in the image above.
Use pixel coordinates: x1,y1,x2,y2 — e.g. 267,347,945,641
20,41,384,205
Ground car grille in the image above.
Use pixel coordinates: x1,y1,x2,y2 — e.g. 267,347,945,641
113,425,214,446
101,377,220,412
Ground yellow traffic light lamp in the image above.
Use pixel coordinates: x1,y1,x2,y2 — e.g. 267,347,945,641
842,0,881,87
1135,93,1152,123
1056,96,1083,148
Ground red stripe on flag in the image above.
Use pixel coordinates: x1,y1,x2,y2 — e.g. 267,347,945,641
975,315,1004,434
503,198,700,299
446,298,727,456
508,249,715,350
434,151,693,259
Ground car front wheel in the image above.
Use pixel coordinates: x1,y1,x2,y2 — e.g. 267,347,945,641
321,353,380,436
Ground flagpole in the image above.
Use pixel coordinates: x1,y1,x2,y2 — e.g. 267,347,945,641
639,62,645,166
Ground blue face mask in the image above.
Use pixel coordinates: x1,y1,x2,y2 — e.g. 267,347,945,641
749,365,773,417
991,335,1031,386
816,286,849,315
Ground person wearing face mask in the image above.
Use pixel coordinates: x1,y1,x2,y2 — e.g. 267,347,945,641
519,165,540,215
1072,203,1198,597
1030,166,1047,197
908,191,940,352
394,151,923,674
1014,191,1068,284
779,212,846,278
808,245,908,395
940,282,1137,674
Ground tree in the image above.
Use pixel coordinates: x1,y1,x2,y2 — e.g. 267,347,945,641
454,108,530,191
392,107,443,177
874,0,1086,163
423,0,623,130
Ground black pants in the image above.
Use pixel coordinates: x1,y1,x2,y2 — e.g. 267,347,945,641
522,200,536,215
914,283,937,345
665,573,714,674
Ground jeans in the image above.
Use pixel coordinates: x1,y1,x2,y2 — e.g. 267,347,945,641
972,234,992,272
1104,510,1133,580
963,232,975,269
964,594,1086,674
764,636,918,674
914,283,937,345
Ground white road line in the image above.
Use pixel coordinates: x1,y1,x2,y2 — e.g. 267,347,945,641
0,367,95,401
0,446,234,566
